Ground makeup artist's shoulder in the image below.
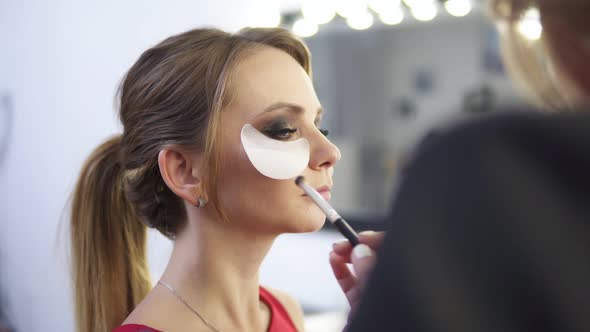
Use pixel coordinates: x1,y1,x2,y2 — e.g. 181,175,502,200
265,287,305,331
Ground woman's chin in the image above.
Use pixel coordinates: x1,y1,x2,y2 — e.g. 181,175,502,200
287,215,326,233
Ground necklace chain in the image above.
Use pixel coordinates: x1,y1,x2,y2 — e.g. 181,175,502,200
158,280,223,332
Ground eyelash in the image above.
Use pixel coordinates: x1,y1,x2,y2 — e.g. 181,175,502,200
265,127,297,140
263,127,330,140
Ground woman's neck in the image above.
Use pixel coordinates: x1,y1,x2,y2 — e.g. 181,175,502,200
159,210,277,330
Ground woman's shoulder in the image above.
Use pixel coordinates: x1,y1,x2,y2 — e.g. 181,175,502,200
112,324,163,332
261,286,305,331
116,287,195,332
411,110,590,171
427,110,590,145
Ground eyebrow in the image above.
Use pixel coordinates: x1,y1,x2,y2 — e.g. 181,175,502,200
263,102,324,117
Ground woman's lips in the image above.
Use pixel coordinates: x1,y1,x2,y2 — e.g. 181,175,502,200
318,190,331,201
302,185,332,201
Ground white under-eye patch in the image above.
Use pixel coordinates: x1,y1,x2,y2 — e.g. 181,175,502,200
240,124,310,180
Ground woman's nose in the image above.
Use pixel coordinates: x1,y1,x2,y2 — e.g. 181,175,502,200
308,131,341,170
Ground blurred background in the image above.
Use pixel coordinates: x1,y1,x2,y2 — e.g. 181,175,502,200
0,0,539,331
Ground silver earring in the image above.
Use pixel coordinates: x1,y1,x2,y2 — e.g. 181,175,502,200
196,197,207,208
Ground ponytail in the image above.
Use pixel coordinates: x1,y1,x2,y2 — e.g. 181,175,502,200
70,135,151,332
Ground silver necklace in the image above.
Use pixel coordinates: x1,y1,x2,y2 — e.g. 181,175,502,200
158,280,223,332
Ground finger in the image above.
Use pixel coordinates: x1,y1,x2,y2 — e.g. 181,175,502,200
332,239,352,255
333,231,386,256
331,251,362,307
359,231,386,248
331,247,352,264
351,244,377,287
329,251,358,294
345,286,362,306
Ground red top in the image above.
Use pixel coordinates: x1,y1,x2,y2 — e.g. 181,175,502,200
113,287,298,332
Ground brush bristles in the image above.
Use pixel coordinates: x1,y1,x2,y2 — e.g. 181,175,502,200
295,176,305,187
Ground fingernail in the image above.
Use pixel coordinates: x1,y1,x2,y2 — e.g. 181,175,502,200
353,244,372,259
359,231,375,236
332,239,349,248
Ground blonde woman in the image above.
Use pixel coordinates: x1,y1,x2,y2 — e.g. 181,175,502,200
332,0,590,331
71,28,340,332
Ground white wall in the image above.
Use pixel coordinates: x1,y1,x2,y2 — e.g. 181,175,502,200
0,1,293,331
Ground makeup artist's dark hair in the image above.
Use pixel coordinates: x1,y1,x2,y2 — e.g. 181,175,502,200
70,27,311,332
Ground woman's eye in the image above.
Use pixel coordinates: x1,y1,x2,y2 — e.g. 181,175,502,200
264,127,298,140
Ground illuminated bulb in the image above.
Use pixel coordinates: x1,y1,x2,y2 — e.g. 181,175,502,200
402,0,416,7
379,8,404,25
523,7,540,19
411,3,437,21
518,19,542,40
301,0,337,24
336,0,368,19
444,0,472,17
517,7,542,40
292,18,319,38
346,11,374,30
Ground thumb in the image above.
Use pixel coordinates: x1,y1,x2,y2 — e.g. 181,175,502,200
351,244,376,286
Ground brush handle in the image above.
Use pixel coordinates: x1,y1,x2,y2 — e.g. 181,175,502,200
333,218,360,246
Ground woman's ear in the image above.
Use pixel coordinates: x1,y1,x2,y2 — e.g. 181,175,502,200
158,148,204,206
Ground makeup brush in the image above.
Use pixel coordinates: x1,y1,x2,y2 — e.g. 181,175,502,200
295,176,360,246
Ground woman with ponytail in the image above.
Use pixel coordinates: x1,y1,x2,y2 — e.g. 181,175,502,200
70,27,341,332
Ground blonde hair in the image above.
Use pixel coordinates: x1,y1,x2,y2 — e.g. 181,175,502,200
490,0,588,110
70,27,311,332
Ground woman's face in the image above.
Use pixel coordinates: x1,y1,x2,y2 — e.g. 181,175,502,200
215,46,341,234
